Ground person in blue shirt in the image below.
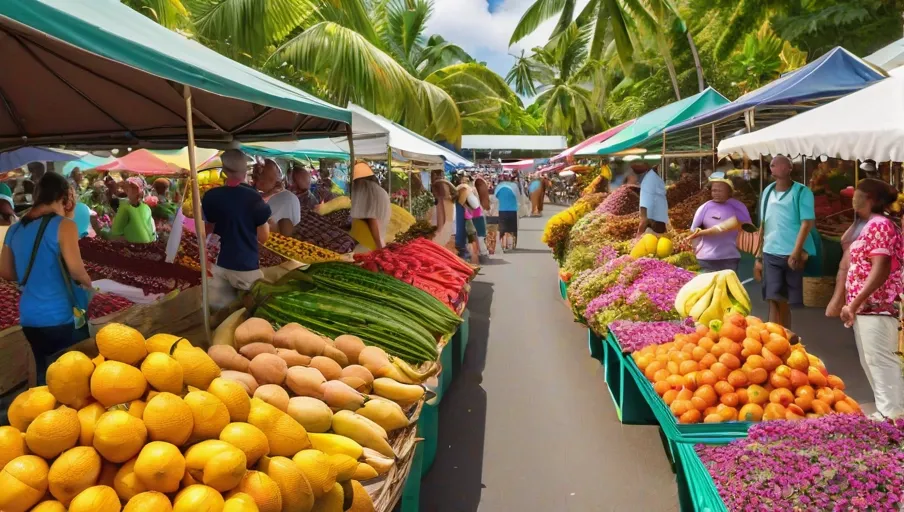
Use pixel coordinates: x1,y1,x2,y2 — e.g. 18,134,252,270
202,149,271,310
495,174,520,252
754,155,816,328
0,173,92,384
633,161,669,236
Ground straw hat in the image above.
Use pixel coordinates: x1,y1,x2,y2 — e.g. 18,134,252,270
708,171,734,191
353,162,374,180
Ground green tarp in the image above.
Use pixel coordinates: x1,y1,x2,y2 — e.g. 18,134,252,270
577,88,729,156
0,0,350,148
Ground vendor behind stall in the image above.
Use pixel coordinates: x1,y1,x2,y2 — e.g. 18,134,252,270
290,164,320,211
256,159,301,237
99,177,156,243
688,173,753,272
634,161,669,235
350,162,391,250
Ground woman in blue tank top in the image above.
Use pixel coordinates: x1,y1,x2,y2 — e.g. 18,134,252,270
0,173,92,383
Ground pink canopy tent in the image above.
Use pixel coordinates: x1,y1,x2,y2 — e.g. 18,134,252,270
551,120,635,162
95,148,220,175
501,158,537,170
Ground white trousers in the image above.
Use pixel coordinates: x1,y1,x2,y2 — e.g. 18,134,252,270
853,315,904,418
209,265,263,311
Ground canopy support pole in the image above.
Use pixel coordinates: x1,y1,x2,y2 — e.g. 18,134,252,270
183,85,211,345
408,167,412,213
387,147,392,200
759,156,764,198
711,124,717,172
855,159,859,184
698,127,703,187
802,155,806,184
661,132,667,181
347,124,356,199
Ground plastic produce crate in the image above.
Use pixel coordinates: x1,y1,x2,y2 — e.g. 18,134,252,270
418,394,440,476
621,347,752,468
400,443,425,512
455,309,470,365
602,333,657,425
558,278,568,300
675,442,729,512
587,329,604,363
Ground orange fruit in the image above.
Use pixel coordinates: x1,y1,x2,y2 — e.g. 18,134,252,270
769,372,791,389
679,360,698,376
745,355,765,369
666,374,685,390
719,353,741,371
736,387,749,405
826,375,845,390
764,322,786,336
698,337,715,352
746,315,764,326
645,361,665,381
725,312,747,329
745,326,762,342
698,353,717,370
765,334,790,357
794,395,814,412
718,406,738,422
653,381,671,396
834,401,856,414
698,370,718,387
808,368,828,388
703,407,719,417
720,324,746,344
746,367,768,385
810,399,831,415
696,324,709,336
843,397,861,413
691,346,707,362
694,385,718,407
653,369,671,383
670,400,691,417
710,363,730,380
785,407,806,421
727,370,748,388
794,385,815,399
679,409,702,424
769,388,794,407
681,343,695,355
761,348,782,371
691,396,708,412
676,388,694,402
635,354,652,371
832,389,847,403
738,403,763,422
713,381,734,396
720,393,739,407
763,403,786,420
655,353,669,363
710,344,726,358
746,385,768,405
662,390,679,405
684,372,700,391
704,413,723,423
667,361,680,374
816,388,835,405
726,342,744,359
741,339,763,358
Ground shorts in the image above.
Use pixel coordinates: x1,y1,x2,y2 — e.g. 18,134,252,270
472,216,487,238
210,265,264,310
762,253,804,306
698,258,740,273
486,216,499,226
499,211,518,235
646,220,667,234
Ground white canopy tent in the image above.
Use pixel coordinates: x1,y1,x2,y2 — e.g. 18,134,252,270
717,77,904,161
250,104,471,169
461,135,567,151
865,38,904,72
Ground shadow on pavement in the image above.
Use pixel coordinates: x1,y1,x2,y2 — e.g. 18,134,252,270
419,281,493,511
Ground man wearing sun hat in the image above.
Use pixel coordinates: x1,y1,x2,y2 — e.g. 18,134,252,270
350,162,391,250
632,160,669,236
689,173,753,272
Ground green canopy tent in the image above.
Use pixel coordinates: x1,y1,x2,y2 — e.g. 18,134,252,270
0,0,354,340
576,88,729,157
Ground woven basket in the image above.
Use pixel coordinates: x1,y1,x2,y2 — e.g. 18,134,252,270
803,276,835,308
366,400,424,511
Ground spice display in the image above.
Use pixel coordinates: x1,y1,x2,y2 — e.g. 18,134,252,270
294,209,357,253
598,185,640,215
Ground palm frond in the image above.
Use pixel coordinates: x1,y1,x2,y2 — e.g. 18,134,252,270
123,0,190,28
509,0,574,46
384,0,432,69
416,36,474,77
314,0,383,45
186,0,315,59
506,50,538,97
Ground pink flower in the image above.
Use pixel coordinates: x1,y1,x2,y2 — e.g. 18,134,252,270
143,195,159,207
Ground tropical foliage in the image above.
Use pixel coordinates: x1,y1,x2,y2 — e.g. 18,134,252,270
123,0,538,146
507,0,903,143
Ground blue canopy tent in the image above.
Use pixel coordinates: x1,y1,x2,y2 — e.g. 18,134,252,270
655,47,885,157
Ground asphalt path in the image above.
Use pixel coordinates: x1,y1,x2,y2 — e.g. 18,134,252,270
420,205,678,512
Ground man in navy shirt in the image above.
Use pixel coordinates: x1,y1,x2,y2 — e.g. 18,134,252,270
202,149,271,309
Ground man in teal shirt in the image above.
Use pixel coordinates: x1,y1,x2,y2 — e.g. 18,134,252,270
755,155,816,328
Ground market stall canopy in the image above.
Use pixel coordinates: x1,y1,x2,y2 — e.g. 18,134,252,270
502,159,537,170
665,47,884,136
461,135,568,151
717,76,904,161
61,154,116,175
0,146,80,173
551,120,634,162
242,143,349,162
250,103,472,169
864,38,904,72
0,0,351,150
577,88,729,156
95,148,220,175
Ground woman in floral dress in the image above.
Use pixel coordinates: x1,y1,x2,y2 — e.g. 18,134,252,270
838,179,904,419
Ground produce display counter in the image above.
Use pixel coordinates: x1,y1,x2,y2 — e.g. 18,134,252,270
674,442,729,512
366,401,425,511
603,333,657,426
588,328,604,363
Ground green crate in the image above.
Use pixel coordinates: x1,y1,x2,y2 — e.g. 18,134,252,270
456,309,470,365
675,443,729,512
558,278,568,300
418,395,440,476
602,334,657,425
587,329,604,363
400,442,425,512
438,341,454,398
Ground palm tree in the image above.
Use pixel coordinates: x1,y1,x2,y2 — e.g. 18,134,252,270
122,0,190,28
507,24,603,144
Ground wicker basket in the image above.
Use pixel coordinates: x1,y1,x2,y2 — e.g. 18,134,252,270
803,276,835,308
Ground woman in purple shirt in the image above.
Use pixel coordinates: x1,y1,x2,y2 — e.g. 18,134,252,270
689,174,753,273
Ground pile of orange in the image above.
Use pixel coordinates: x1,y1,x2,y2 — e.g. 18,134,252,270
632,313,859,424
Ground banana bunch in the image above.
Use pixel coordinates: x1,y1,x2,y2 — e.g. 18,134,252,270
675,270,751,325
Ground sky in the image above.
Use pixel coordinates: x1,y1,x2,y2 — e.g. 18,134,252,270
426,0,592,102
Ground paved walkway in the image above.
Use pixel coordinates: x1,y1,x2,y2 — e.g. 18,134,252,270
421,206,678,512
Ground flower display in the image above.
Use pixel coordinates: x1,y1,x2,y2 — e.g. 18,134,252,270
698,414,904,511
609,318,696,353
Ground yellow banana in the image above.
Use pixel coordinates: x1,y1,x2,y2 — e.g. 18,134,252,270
674,273,716,316
372,378,425,405
355,399,409,432
688,286,715,320
698,275,726,327
307,433,364,459
331,411,395,458
723,271,752,312
393,359,439,384
684,279,716,317
361,448,394,475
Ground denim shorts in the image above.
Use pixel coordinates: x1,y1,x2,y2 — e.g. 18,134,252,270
762,253,804,306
